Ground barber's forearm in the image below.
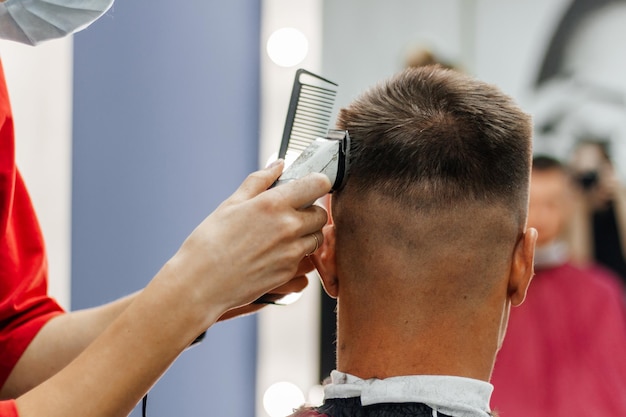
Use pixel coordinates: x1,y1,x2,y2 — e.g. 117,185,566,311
10,164,330,416
15,263,218,417
1,292,140,399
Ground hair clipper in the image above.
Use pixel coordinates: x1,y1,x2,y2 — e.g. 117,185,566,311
274,129,350,192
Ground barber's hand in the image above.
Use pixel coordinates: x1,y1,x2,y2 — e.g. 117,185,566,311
164,160,331,330
217,256,315,321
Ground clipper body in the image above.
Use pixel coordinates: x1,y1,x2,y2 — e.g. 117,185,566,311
275,130,350,192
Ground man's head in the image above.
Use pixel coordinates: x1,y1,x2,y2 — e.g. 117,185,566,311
314,66,536,379
528,155,573,248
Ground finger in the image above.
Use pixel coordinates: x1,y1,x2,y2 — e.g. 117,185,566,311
295,256,315,276
303,230,324,257
218,303,265,321
218,275,310,321
309,224,334,277
269,275,309,294
221,278,308,319
232,160,285,202
273,173,332,209
295,205,329,238
252,275,310,305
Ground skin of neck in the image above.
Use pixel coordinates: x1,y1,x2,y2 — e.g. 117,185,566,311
335,276,511,382
328,194,524,382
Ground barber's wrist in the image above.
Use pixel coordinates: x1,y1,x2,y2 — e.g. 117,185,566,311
151,257,226,338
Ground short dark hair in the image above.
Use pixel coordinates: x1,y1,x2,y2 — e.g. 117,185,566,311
335,66,533,219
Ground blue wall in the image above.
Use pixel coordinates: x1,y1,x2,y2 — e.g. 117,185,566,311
71,1,260,416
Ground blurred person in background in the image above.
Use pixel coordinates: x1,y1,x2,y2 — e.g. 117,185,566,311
568,140,626,286
403,45,459,71
490,155,626,417
529,0,626,293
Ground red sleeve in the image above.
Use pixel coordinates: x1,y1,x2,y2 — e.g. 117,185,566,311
0,60,65,390
0,399,19,417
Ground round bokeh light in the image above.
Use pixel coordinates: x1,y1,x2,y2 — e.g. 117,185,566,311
263,381,305,417
266,27,309,67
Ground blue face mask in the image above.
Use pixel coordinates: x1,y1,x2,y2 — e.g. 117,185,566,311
0,0,114,46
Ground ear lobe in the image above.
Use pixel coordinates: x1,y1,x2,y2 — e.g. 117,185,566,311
508,227,537,306
310,224,339,298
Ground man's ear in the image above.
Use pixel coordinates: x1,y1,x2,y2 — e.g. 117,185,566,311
508,227,537,306
311,224,339,298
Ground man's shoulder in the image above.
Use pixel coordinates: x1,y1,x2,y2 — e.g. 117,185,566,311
564,261,625,295
542,261,624,292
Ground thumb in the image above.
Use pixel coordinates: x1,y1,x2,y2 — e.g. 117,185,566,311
230,159,285,202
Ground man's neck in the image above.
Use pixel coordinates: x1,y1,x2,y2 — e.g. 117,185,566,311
335,300,502,382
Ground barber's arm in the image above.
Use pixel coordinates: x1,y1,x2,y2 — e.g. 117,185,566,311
3,249,314,399
1,292,139,399
12,160,330,417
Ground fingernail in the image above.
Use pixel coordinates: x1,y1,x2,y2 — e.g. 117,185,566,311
266,159,284,169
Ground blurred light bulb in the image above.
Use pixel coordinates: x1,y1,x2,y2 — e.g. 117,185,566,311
277,291,303,305
263,381,305,417
267,27,309,67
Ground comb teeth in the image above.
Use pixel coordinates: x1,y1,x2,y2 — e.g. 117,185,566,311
279,69,338,161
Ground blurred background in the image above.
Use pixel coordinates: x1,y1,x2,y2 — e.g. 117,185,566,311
1,0,624,415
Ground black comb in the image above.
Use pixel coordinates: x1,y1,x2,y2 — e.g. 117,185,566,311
278,69,339,162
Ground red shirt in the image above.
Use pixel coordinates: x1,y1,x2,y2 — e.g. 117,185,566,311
0,59,64,409
0,400,18,416
490,262,626,416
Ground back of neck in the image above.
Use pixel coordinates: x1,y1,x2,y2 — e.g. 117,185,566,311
335,299,501,382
